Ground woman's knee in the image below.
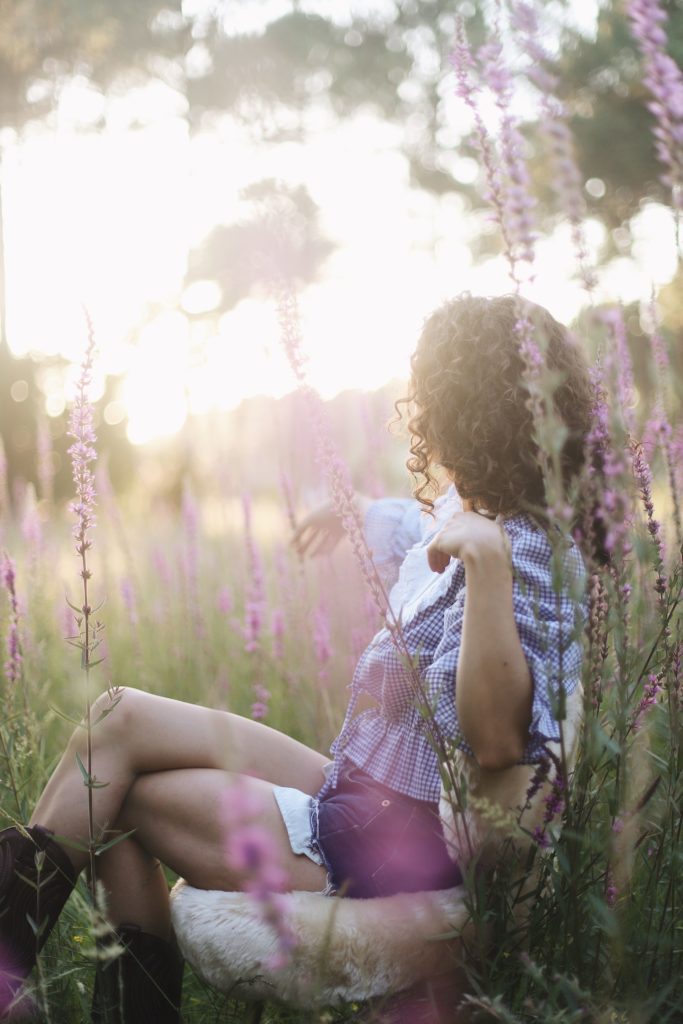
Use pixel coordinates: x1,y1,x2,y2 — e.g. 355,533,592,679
80,686,148,752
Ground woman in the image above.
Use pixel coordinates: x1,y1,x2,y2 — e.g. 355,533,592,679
0,294,594,1021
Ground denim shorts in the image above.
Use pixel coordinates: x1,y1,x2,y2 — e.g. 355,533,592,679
273,763,461,899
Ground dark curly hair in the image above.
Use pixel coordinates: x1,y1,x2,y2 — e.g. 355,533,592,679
396,294,594,521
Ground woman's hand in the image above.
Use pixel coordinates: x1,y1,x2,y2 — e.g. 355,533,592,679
426,510,511,574
292,495,372,557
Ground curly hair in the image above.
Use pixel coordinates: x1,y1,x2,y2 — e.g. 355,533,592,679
396,294,594,520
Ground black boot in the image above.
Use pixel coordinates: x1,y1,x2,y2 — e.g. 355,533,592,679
91,924,183,1023
0,825,77,1015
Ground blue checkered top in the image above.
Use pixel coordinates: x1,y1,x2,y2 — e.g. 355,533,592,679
322,494,587,804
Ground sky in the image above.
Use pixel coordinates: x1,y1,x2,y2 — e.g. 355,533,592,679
1,0,679,444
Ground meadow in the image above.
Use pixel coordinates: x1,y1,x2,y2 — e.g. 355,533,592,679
1,307,682,1022
2,1,683,1021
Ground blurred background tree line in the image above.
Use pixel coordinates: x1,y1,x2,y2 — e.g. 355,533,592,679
1,0,682,506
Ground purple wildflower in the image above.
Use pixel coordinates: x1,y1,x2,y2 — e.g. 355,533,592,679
242,494,268,655
585,360,630,558
513,2,597,292
531,751,566,848
221,783,297,968
532,826,552,849
588,571,609,710
524,755,551,810
217,584,234,616
631,440,667,600
270,607,285,660
67,318,97,571
627,0,683,213
605,868,618,908
274,282,389,622
631,674,663,732
21,491,43,560
1,553,22,687
152,545,172,589
451,20,525,284
312,604,332,681
478,36,536,267
600,307,636,435
642,297,682,546
251,683,271,721
36,415,55,505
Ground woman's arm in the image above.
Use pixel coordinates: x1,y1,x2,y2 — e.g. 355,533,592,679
427,511,533,771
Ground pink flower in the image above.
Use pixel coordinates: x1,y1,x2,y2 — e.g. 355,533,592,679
251,683,271,721
242,494,267,653
313,605,332,674
628,0,683,210
221,784,297,967
631,674,663,732
217,584,234,615
605,869,618,908
67,316,97,567
1,553,22,688
631,441,667,600
513,2,596,292
270,607,285,660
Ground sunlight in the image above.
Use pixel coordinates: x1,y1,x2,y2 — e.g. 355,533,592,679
2,61,679,447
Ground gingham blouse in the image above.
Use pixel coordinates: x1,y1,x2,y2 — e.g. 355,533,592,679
322,488,587,804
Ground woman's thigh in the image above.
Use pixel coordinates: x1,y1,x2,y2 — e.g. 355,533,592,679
105,687,328,796
119,767,328,892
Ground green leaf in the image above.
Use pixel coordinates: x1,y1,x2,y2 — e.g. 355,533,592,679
95,829,137,855
91,696,122,728
49,705,85,729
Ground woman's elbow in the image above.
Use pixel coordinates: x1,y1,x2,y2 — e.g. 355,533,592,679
471,733,526,772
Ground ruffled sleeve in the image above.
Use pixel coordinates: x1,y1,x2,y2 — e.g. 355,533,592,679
422,516,587,764
507,523,587,758
363,498,425,589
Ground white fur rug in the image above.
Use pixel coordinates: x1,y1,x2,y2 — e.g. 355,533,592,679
170,881,467,1007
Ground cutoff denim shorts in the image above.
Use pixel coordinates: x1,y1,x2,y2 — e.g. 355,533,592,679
273,762,461,899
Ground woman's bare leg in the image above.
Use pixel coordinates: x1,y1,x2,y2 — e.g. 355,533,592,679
116,768,328,892
95,835,173,941
30,687,328,875
94,766,326,941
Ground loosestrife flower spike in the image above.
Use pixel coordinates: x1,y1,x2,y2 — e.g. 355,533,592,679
513,1,597,293
631,674,663,732
627,0,683,216
1,553,22,687
67,317,98,569
221,784,297,968
631,440,668,601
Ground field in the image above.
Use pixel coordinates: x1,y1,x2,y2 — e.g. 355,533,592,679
2,1,683,1021
1,349,683,1023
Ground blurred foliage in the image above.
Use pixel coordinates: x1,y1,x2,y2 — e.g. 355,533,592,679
0,342,134,508
186,179,334,315
0,0,190,130
1,1,681,222
556,0,683,229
